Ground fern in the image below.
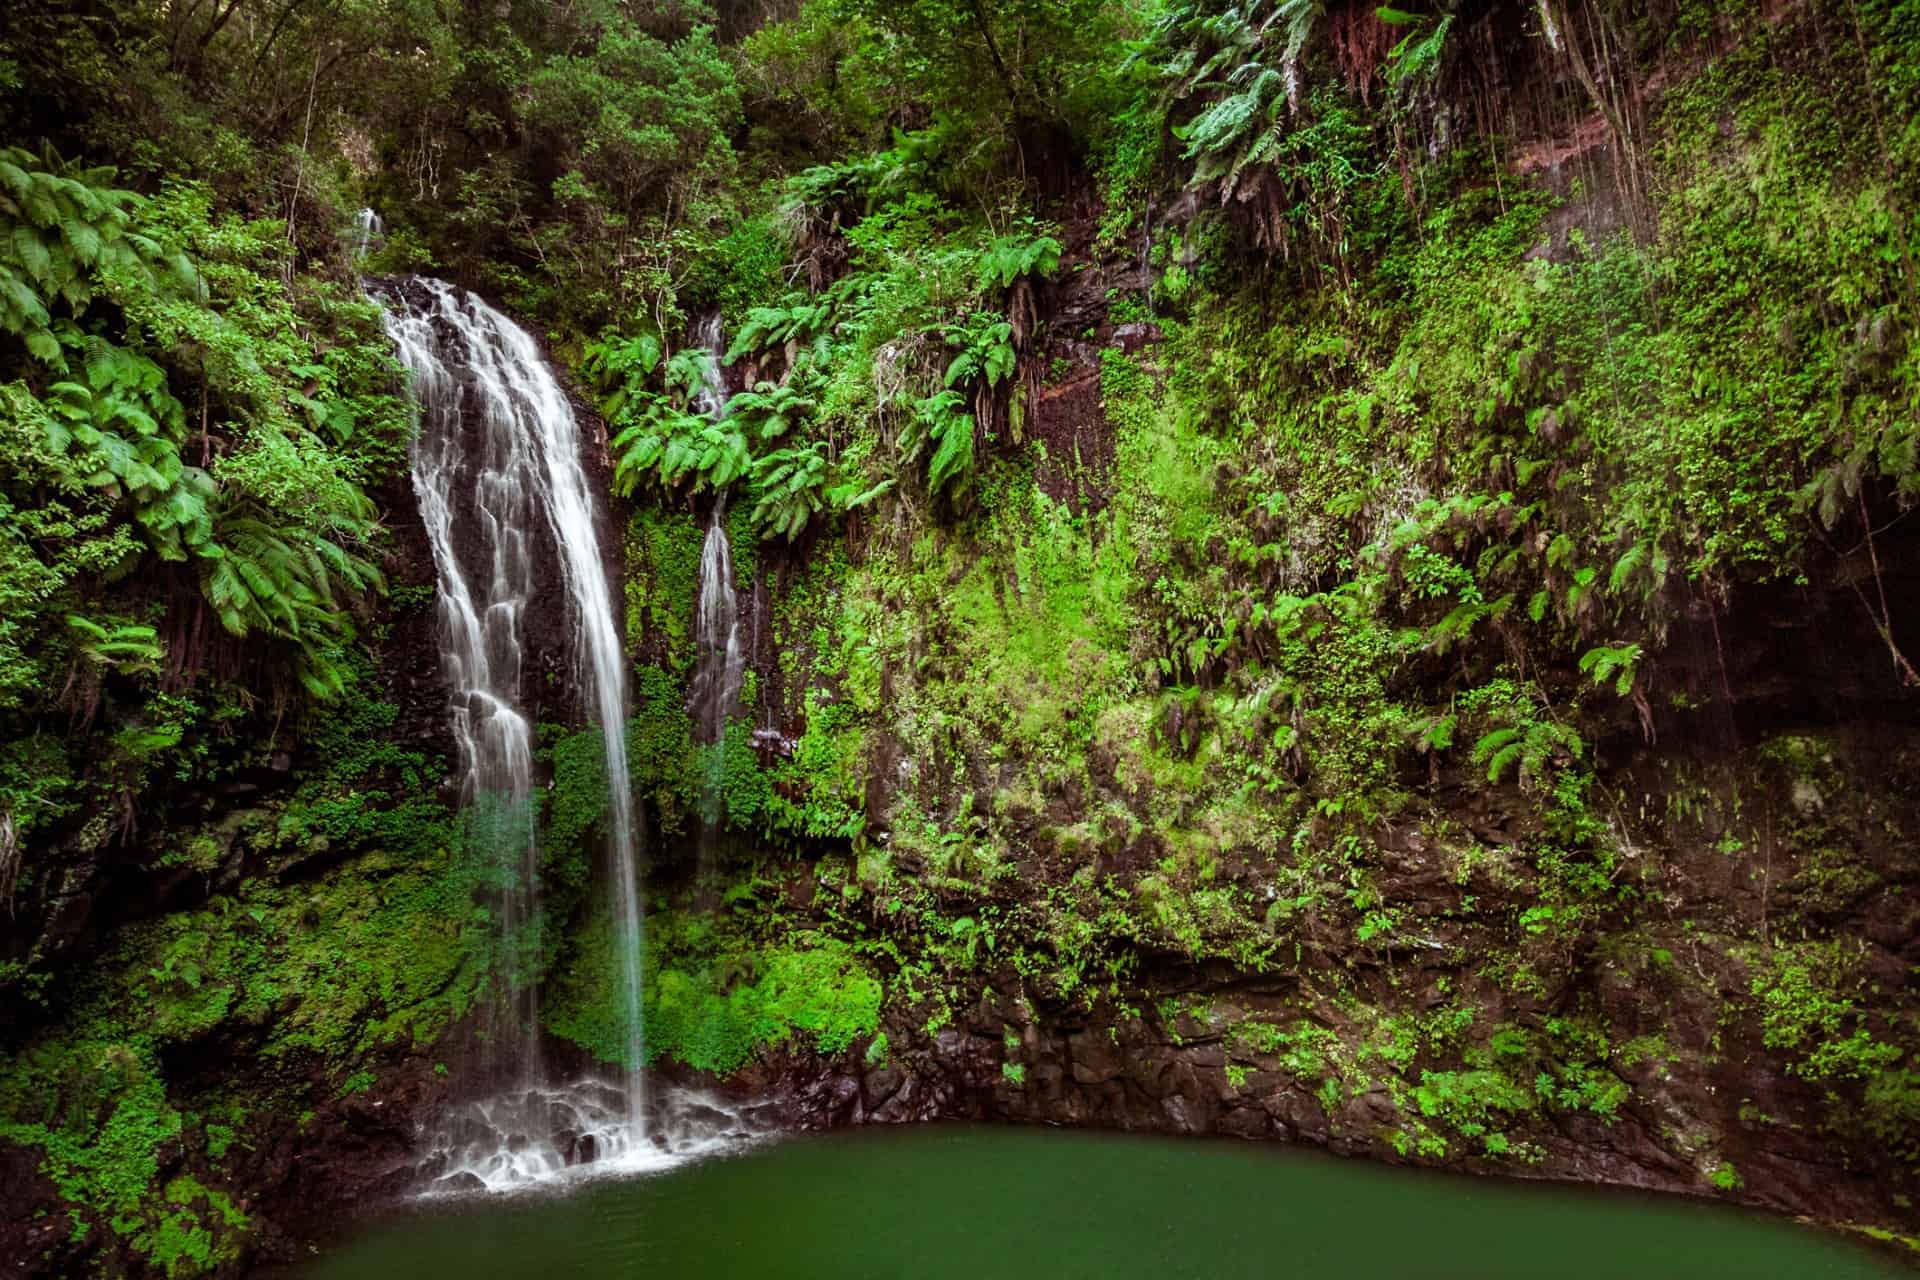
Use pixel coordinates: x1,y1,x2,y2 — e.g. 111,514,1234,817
581,330,664,420
974,231,1063,292
1384,14,1454,93
726,382,816,442
1606,538,1670,601
727,294,838,361
1179,66,1285,164
750,442,831,541
906,389,978,499
1578,643,1642,697
827,476,896,514
612,409,750,496
943,313,1018,390
202,515,382,647
34,334,222,561
1423,593,1515,656
1411,712,1457,754
0,145,198,367
64,615,162,674
597,325,754,498
779,126,947,222
1798,420,1919,528
1473,718,1583,788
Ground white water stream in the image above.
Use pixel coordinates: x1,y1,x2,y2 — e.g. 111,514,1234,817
352,207,383,261
415,1084,774,1195
690,512,745,751
686,317,746,849
377,276,650,1188
689,315,744,746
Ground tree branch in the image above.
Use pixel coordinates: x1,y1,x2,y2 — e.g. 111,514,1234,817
965,0,1023,113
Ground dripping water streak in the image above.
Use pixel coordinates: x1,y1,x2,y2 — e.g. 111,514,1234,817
690,512,745,750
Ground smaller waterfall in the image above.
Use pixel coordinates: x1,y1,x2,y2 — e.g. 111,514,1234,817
1140,197,1154,320
687,316,746,835
353,207,383,261
690,512,746,751
691,312,729,419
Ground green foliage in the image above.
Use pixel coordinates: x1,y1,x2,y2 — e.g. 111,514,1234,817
1751,942,1906,1085
65,615,162,676
910,388,978,499
544,725,610,897
548,910,882,1077
0,764,474,1267
943,311,1018,391
974,231,1063,292
0,145,198,361
751,442,833,541
1577,643,1642,697
0,134,410,923
8,3,1920,1267
589,140,1065,528
1146,1,1388,265
615,411,750,495
864,1031,891,1067
1472,718,1581,790
820,0,1124,142
626,665,703,834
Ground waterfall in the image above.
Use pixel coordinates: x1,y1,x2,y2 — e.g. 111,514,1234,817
691,312,728,419
383,280,542,1083
690,512,745,751
375,277,648,1183
353,207,383,261
686,317,746,839
1140,197,1154,320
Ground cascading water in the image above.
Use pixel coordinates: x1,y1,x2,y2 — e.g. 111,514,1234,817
686,318,746,839
384,280,542,1085
375,277,649,1186
352,207,383,261
691,312,729,419
690,512,745,751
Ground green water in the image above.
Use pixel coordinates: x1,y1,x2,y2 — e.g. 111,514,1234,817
299,1126,1904,1279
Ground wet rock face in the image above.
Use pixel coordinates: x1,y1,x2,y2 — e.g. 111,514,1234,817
701,955,1903,1236
659,688,1920,1246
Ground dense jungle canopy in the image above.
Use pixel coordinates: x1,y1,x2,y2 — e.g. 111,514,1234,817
2,0,1919,1274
